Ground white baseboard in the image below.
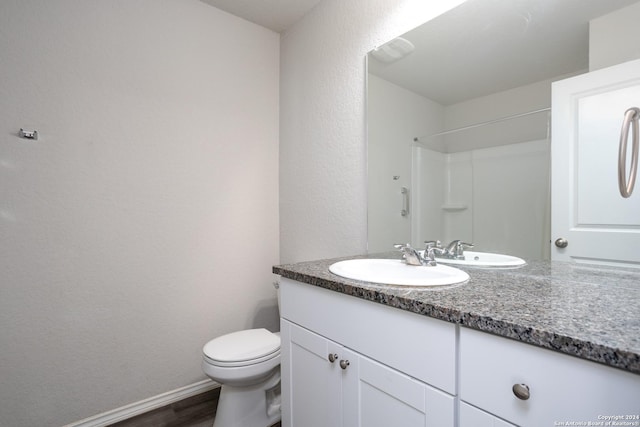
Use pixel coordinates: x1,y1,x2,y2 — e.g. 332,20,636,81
64,379,220,427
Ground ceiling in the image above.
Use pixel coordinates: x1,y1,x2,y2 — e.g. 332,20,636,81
199,0,322,33
369,0,639,106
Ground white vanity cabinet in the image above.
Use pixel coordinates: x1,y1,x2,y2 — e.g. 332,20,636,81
281,320,454,427
279,277,640,427
279,278,456,427
459,402,516,427
460,327,640,427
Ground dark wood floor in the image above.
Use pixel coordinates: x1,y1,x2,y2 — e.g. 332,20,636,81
108,388,281,427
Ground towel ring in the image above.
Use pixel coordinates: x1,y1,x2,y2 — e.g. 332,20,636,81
618,107,640,198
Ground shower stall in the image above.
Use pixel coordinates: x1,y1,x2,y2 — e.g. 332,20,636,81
410,109,551,261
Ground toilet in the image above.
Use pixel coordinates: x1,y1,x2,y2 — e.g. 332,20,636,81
202,329,281,427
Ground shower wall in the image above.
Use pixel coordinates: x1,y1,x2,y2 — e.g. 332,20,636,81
368,74,443,253
369,72,554,259
416,139,550,260
410,77,554,260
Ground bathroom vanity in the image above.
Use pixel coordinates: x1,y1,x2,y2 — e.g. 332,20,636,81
273,255,640,427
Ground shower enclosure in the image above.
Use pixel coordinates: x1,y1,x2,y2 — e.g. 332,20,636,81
366,72,552,261
410,109,551,260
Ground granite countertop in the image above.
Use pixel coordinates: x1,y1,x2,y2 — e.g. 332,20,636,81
273,252,640,375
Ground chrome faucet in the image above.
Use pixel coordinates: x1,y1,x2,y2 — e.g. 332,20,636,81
393,243,437,266
425,240,473,259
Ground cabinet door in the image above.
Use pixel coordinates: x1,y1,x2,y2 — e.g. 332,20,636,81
552,58,640,265
280,320,342,427
343,350,455,427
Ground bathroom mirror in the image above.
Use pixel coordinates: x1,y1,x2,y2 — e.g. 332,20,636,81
367,0,638,259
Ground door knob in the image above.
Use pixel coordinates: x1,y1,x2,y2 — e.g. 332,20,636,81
328,353,338,363
554,238,568,248
339,360,350,370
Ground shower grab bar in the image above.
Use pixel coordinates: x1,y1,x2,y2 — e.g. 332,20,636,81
401,187,409,217
618,107,639,198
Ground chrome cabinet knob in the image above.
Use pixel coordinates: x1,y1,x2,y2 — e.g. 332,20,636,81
328,353,338,363
512,383,530,400
339,359,350,370
554,238,568,248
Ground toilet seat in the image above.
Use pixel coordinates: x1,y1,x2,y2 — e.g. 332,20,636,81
203,328,280,368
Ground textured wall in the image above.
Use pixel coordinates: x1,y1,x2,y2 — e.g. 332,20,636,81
0,1,279,425
367,74,444,252
279,0,465,263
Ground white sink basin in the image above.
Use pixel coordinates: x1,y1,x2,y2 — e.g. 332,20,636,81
329,259,469,287
433,251,526,268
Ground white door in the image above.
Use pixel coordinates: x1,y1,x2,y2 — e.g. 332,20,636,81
280,320,343,427
552,59,640,265
342,351,455,427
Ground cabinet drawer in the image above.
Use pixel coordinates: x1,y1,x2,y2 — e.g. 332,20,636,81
280,278,457,393
459,402,515,427
460,327,640,427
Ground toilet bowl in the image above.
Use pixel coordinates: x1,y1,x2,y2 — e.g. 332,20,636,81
202,328,281,427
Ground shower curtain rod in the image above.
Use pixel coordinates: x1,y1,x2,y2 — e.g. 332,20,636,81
413,107,551,142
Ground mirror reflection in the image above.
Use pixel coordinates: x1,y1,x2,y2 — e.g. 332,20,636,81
367,0,638,259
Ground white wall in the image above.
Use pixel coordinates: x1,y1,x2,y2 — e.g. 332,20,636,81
367,74,443,252
444,77,553,130
279,0,466,263
0,1,279,426
589,1,640,71
442,77,555,152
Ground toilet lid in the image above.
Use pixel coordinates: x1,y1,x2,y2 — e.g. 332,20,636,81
203,328,280,363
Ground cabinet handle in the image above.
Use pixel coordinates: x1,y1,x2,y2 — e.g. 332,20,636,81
512,383,530,400
339,359,350,370
328,353,338,363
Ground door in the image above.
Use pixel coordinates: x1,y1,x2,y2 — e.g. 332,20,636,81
342,351,455,427
552,58,640,265
280,320,343,427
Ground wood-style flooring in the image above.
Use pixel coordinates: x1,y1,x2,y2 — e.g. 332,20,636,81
108,388,281,427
